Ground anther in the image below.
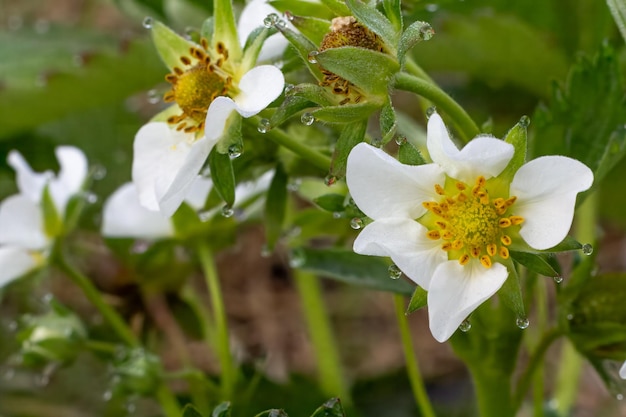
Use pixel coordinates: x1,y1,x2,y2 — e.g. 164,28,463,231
459,254,470,265
434,184,445,195
166,115,177,124
354,95,363,103
163,92,175,102
493,198,505,208
200,38,209,50
339,98,350,105
505,196,517,206
470,247,481,258
510,216,524,225
457,192,467,202
165,74,178,83
217,41,225,54
426,230,441,240
435,221,447,229
176,122,187,131
486,244,497,257
452,240,464,250
501,235,512,246
480,255,492,268
442,231,454,240
174,67,184,75
440,202,449,211
499,247,509,259
180,56,191,66
442,242,452,251
475,176,486,188
499,218,512,228
455,182,466,191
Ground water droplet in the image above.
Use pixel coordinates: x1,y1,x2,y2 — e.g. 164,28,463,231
126,401,137,414
307,50,319,64
324,174,337,186
566,313,574,320
147,89,160,104
82,191,99,204
142,17,153,29
263,13,279,28
516,317,530,329
288,248,306,268
332,212,342,219
553,276,563,284
301,112,315,126
7,320,18,332
426,106,436,118
419,22,435,40
425,3,439,12
582,243,593,255
197,210,213,222
275,19,286,29
92,165,107,180
221,204,234,218
388,264,402,280
34,19,50,34
350,218,363,230
395,136,407,146
371,137,383,148
102,390,113,402
131,241,149,254
228,144,242,158
519,115,530,128
287,178,301,192
258,118,271,133
284,11,295,22
617,393,624,401
260,244,272,258
284,83,295,95
459,319,471,332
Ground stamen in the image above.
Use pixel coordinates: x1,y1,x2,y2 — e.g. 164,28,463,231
486,244,497,257
499,218,512,228
455,182,466,191
434,184,445,195
475,176,486,188
163,92,176,102
452,240,464,250
442,242,452,251
499,247,509,259
180,56,191,66
435,221,447,229
501,235,512,246
480,255,492,268
442,231,454,240
426,230,441,240
470,247,481,258
457,192,467,202
174,67,184,75
493,198,505,208
505,196,517,206
510,216,524,225
459,254,470,265
165,74,178,83
200,38,209,50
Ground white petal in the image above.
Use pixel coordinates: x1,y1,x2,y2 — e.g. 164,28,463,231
235,170,274,203
426,113,514,182
0,247,39,288
238,0,288,60
7,150,52,203
49,146,88,213
205,96,237,141
619,361,626,379
132,122,215,216
0,195,47,250
428,260,508,342
510,156,593,250
183,176,213,211
233,65,285,117
346,143,444,220
353,218,446,288
101,183,173,239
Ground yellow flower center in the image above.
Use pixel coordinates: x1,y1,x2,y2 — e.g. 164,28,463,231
163,39,232,133
423,176,524,269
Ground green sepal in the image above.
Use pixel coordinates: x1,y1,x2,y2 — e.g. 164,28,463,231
379,101,397,144
318,0,351,16
171,202,203,239
398,140,426,165
241,26,274,72
297,247,414,295
254,410,288,417
310,398,345,417
270,95,317,127
212,0,242,62
211,402,231,417
288,14,332,46
313,194,346,213
200,17,215,43
497,258,526,321
330,120,367,180
406,285,428,314
273,25,324,81
315,46,399,96
510,251,559,278
216,112,243,155
312,102,380,123
41,185,63,238
151,21,195,72
382,0,403,32
264,163,288,251
607,0,626,43
397,20,434,67
182,404,205,417
208,148,236,207
269,0,336,19
497,117,528,182
345,0,398,52
291,83,335,107
509,235,583,254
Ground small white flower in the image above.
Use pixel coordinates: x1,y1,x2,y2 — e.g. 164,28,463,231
620,361,626,379
133,7,285,217
346,113,593,342
0,147,88,287
237,0,289,62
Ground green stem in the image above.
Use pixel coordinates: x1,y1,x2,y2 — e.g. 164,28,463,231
404,57,436,84
469,367,515,417
251,116,332,172
197,242,236,400
393,72,480,143
392,295,436,417
293,270,351,404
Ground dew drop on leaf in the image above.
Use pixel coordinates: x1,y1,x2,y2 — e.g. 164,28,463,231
350,218,363,230
425,106,436,118
582,243,593,255
307,51,319,64
142,17,153,29
516,317,530,329
221,205,234,218
301,112,315,126
519,115,530,127
459,319,471,332
388,264,402,280
228,144,242,158
257,118,271,134
553,276,563,284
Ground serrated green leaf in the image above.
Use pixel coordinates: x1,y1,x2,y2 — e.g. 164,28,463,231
298,248,415,295
398,140,426,165
345,0,398,51
318,0,351,16
313,194,345,212
510,251,558,277
211,402,231,417
497,258,526,321
397,20,434,66
406,285,427,314
383,0,403,32
215,112,243,155
310,398,345,417
288,15,332,46
607,0,626,43
270,95,317,127
183,404,205,417
264,163,288,250
315,47,398,96
208,148,235,206
241,27,274,72
312,102,380,123
330,120,367,179
291,83,335,107
497,118,528,182
212,0,241,61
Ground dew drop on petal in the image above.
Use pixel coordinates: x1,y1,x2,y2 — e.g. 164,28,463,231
324,174,337,186
221,204,234,218
553,276,563,284
582,243,593,255
388,264,402,280
459,319,471,332
288,248,306,268
142,17,153,29
258,118,271,134
425,106,436,118
275,19,286,29
519,115,530,128
350,218,363,230
516,317,530,329
307,51,319,64
301,112,315,126
228,144,242,158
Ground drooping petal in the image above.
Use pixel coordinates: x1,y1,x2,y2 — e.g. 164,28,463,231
183,176,213,211
346,143,444,220
101,183,173,239
205,96,237,141
428,260,508,342
233,65,284,117
426,113,514,182
234,169,273,203
7,150,52,203
620,361,626,379
132,122,214,216
353,218,446,288
49,146,88,213
0,195,47,250
0,247,39,288
237,0,288,62
510,156,593,250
